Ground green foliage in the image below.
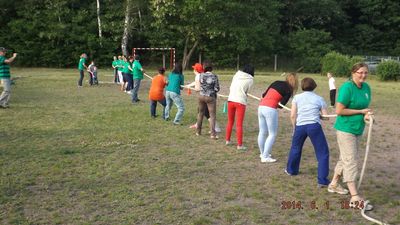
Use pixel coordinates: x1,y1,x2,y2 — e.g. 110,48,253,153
289,29,333,73
321,51,350,77
376,60,400,81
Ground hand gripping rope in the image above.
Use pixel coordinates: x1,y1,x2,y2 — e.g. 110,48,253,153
144,73,389,225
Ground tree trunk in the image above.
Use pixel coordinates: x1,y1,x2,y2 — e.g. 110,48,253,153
121,0,131,56
182,37,198,69
96,0,102,46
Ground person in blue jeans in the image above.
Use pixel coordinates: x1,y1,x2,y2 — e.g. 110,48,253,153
286,77,330,187
164,62,185,125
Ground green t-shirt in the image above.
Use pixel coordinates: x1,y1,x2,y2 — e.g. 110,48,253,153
78,57,86,70
112,60,118,69
334,80,371,135
132,60,143,80
0,55,10,78
122,61,131,73
166,72,184,95
117,60,123,71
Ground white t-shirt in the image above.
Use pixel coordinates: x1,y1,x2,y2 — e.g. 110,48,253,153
292,91,327,126
328,77,336,90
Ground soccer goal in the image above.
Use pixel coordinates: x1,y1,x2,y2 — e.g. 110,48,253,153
132,48,175,69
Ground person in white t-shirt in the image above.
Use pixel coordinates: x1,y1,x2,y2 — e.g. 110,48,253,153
327,72,336,107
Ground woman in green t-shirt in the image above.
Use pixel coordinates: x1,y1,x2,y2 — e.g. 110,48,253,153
327,62,374,211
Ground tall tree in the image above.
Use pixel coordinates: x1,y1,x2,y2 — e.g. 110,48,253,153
96,0,103,46
121,0,132,56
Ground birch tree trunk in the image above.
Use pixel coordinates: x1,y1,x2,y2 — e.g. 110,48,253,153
96,0,102,46
121,0,131,56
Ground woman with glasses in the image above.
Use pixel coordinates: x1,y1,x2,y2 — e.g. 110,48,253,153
327,62,374,211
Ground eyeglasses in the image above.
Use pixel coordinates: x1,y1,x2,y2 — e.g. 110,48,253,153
355,71,368,75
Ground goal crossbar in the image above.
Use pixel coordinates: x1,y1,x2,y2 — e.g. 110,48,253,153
132,47,175,69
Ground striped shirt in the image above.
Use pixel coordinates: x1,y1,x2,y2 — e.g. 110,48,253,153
0,56,10,78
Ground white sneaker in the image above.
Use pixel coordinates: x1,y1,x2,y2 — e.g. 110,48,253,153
126,91,132,94
261,157,277,163
225,141,232,145
259,154,272,158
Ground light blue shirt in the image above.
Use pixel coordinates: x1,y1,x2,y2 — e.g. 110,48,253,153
292,91,327,126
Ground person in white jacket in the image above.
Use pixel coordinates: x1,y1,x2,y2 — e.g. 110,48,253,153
225,65,254,151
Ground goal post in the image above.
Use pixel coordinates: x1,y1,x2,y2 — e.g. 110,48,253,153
132,47,175,69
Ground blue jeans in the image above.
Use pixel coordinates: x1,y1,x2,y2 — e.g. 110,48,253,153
257,106,278,158
0,78,11,107
150,98,166,118
131,79,141,102
286,123,330,185
165,91,185,123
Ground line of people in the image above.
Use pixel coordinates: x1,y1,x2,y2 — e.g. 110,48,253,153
144,61,374,211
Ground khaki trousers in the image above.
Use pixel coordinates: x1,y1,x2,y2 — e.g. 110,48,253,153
334,130,361,183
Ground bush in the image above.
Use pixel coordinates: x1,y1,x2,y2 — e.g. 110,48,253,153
376,60,400,81
321,52,367,77
321,51,350,77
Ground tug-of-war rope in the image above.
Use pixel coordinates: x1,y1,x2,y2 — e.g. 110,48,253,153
142,72,388,225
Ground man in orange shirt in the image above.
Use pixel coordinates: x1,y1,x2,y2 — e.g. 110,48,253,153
149,67,167,118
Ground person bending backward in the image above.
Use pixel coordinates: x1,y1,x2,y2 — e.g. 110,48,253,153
327,62,373,211
188,63,221,132
196,61,220,139
164,62,185,125
131,55,145,103
0,47,17,108
148,67,167,118
77,53,88,87
225,64,254,151
327,72,336,107
258,73,298,163
285,78,330,187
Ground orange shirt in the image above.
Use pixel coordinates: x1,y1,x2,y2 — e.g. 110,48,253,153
149,74,166,100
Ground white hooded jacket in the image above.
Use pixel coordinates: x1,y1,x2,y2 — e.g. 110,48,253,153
227,70,254,105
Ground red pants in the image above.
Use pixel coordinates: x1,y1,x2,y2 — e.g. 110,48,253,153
225,101,246,146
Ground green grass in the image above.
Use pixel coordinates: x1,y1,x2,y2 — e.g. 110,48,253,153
0,68,399,224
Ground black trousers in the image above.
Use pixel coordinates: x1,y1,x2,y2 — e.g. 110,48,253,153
330,89,336,106
78,70,84,86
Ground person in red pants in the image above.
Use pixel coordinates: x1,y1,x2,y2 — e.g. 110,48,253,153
225,65,254,151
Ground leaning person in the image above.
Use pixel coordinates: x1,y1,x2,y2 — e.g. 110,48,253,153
285,77,330,188
0,47,17,108
258,73,298,162
328,62,373,211
196,61,220,139
164,62,185,125
225,64,254,150
131,55,145,103
149,67,167,118
77,53,88,87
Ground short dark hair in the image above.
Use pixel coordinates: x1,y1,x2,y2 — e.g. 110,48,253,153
242,64,254,76
203,60,213,72
301,77,317,91
172,62,183,74
158,67,166,74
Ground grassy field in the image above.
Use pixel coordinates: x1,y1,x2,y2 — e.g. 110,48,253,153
0,68,399,224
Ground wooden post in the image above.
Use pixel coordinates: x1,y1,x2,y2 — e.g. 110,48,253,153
162,53,166,68
237,54,240,70
199,52,202,64
274,54,277,72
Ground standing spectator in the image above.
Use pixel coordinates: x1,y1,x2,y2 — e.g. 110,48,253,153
112,56,119,84
164,62,185,125
88,60,99,85
187,63,221,132
121,56,132,93
327,62,373,211
258,73,298,162
225,64,254,150
131,55,145,103
0,47,17,108
327,72,336,107
117,55,124,90
285,78,330,188
196,61,220,139
149,67,167,118
77,53,88,87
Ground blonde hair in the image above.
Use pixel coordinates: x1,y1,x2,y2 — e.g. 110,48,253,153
286,73,299,96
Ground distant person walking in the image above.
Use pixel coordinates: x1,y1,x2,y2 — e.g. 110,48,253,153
327,72,336,107
285,77,330,187
258,73,298,162
131,55,145,103
327,62,373,211
77,53,88,87
196,61,220,139
225,64,254,150
0,47,17,108
164,62,185,125
149,67,167,118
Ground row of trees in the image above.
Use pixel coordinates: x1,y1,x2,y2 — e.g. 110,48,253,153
1,0,399,71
